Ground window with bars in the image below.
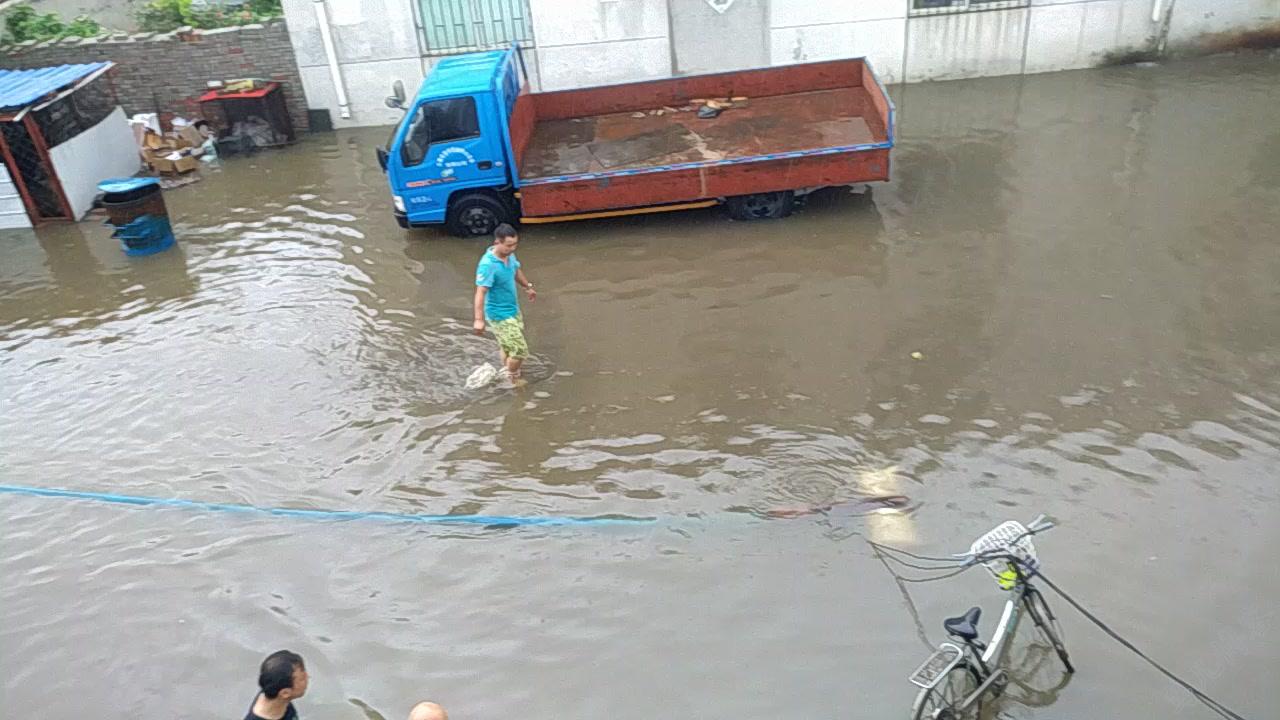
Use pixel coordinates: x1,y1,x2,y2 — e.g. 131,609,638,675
911,0,1029,15
417,0,534,55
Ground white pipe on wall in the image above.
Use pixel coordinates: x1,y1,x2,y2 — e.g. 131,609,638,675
1151,0,1163,24
313,0,352,120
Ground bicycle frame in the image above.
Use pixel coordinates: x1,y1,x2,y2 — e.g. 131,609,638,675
951,572,1041,712
978,582,1030,669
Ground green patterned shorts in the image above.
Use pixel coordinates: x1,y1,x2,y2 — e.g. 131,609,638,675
488,314,529,359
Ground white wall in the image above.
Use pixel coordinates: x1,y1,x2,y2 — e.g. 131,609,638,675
766,0,1161,84
529,0,671,91
283,0,1280,127
48,107,142,221
769,0,907,83
1166,0,1280,45
1024,0,1157,74
281,0,426,128
906,7,1030,82
0,163,32,230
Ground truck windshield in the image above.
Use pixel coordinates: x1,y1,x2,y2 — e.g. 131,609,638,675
400,97,480,167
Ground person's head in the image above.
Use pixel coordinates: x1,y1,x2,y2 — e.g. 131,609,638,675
408,701,448,720
258,650,308,702
492,224,518,257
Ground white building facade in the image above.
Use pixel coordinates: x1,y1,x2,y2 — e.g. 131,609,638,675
281,0,1280,128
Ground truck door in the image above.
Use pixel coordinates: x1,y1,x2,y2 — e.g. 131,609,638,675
395,94,508,221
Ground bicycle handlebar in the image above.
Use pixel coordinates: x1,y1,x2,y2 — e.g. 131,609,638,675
1027,513,1055,533
954,514,1055,564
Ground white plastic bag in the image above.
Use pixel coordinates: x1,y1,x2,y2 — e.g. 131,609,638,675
465,363,499,390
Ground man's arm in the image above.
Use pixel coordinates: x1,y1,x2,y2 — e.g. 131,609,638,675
515,268,536,301
473,285,488,335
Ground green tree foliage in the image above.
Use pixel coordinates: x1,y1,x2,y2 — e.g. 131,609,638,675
136,0,283,33
4,5,101,43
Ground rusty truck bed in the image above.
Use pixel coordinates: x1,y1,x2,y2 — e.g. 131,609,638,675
519,86,886,178
508,58,894,218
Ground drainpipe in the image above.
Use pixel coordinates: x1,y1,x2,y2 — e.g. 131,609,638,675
1152,0,1177,55
313,0,351,120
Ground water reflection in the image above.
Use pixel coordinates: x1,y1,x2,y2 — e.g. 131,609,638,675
0,223,196,342
2,53,1280,720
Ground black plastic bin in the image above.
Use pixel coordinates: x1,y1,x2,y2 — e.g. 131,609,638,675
97,177,174,256
99,178,168,226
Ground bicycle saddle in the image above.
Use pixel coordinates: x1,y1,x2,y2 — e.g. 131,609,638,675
943,606,982,641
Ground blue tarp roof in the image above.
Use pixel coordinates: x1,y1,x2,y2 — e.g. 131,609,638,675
0,62,110,111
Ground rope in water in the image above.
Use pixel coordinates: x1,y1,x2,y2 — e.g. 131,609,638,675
0,483,656,528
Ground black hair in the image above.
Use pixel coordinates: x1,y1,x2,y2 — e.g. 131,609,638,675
494,223,518,240
258,650,305,699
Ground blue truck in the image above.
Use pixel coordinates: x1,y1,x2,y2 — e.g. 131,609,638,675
380,47,894,236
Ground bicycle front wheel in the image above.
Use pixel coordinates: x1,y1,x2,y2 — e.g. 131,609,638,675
1023,587,1074,673
911,660,983,720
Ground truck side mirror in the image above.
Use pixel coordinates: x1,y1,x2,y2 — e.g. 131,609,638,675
385,79,407,110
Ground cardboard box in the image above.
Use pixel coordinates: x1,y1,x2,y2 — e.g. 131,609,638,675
172,154,199,173
146,149,199,175
175,125,204,149
146,152,175,174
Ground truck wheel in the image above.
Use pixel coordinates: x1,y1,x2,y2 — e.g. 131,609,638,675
726,191,794,221
446,193,514,237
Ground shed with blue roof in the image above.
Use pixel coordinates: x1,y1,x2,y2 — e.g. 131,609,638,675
0,62,141,229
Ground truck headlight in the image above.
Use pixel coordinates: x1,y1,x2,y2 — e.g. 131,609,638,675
393,195,405,212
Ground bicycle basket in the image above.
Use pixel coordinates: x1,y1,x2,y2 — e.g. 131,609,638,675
970,520,1039,589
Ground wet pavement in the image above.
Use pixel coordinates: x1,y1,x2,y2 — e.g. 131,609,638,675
3,53,1279,720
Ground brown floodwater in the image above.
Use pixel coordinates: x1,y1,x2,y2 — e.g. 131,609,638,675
3,53,1279,720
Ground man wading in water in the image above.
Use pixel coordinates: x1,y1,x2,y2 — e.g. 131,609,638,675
473,223,535,381
244,650,308,720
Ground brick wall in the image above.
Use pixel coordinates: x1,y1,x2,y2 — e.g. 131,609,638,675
0,20,310,133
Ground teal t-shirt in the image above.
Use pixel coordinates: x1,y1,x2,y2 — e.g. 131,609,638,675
476,249,520,321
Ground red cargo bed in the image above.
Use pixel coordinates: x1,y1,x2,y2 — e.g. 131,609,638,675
508,58,894,218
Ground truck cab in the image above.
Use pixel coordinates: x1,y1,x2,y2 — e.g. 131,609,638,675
383,49,524,236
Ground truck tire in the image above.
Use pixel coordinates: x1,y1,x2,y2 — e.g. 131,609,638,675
446,193,515,237
726,191,794,221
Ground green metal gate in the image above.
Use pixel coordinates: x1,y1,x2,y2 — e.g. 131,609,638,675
416,0,534,55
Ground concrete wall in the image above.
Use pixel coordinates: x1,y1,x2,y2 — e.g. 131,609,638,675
669,0,768,74
527,0,669,91
1166,0,1280,46
770,0,907,83
280,0,425,128
283,0,1280,127
0,21,309,132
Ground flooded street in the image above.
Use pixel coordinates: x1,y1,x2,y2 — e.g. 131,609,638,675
3,53,1279,719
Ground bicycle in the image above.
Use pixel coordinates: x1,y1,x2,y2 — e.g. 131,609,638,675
907,514,1074,719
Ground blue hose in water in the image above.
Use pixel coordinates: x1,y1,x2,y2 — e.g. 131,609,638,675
0,484,656,528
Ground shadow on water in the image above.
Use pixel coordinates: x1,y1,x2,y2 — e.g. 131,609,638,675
0,223,197,346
